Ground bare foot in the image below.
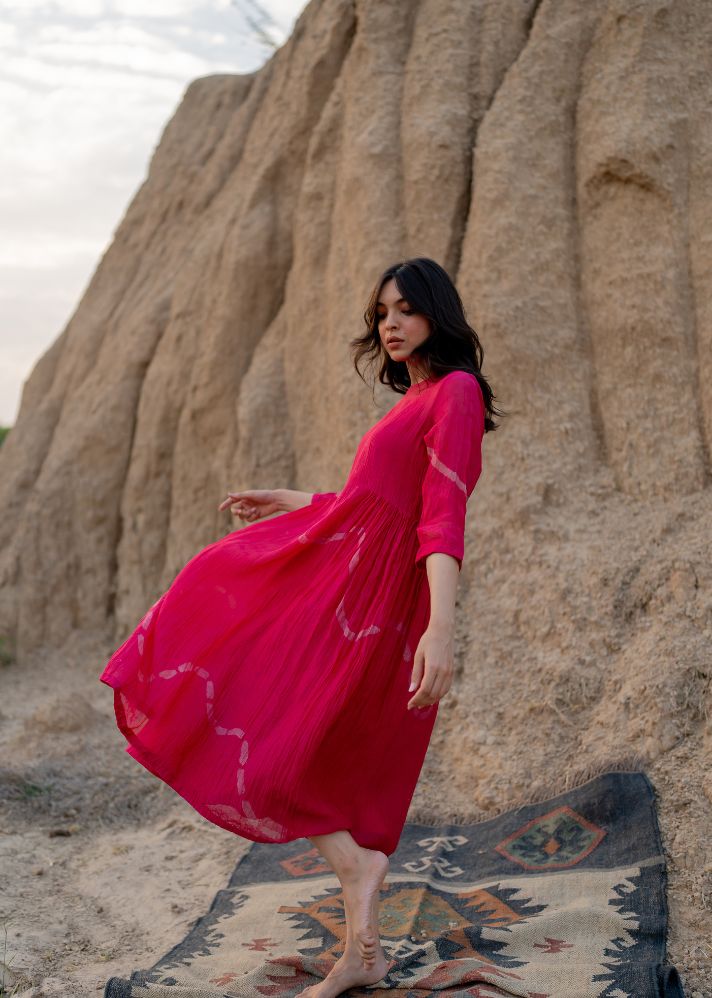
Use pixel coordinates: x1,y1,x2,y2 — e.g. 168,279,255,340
339,847,389,966
298,945,391,998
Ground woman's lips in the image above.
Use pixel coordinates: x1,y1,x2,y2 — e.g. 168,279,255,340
388,339,404,347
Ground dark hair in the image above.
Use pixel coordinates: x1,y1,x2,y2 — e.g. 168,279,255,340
350,256,504,432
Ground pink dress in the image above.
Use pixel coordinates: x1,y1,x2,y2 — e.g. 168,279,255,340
99,370,485,856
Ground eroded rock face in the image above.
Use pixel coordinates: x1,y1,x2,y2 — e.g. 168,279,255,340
0,0,710,905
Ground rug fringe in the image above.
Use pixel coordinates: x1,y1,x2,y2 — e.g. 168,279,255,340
407,753,649,826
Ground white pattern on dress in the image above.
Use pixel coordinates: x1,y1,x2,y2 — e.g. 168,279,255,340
426,446,467,493
129,618,286,840
298,521,383,642
119,692,148,734
334,524,382,640
335,598,381,640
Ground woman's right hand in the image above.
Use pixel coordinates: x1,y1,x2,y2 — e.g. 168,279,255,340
218,489,285,522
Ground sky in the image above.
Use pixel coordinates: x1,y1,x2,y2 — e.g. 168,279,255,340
0,0,308,426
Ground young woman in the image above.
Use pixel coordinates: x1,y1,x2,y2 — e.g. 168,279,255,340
99,256,501,998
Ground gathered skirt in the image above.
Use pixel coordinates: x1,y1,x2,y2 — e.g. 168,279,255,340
99,487,438,857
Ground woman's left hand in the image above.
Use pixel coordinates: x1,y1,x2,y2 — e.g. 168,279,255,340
407,625,454,709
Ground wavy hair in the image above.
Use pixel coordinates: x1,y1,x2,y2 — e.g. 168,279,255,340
350,256,503,432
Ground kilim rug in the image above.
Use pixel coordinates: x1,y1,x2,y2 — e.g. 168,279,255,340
103,770,684,997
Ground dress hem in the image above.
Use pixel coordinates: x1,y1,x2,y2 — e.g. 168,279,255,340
100,673,380,852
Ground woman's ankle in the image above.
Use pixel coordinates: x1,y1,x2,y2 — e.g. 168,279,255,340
307,830,365,880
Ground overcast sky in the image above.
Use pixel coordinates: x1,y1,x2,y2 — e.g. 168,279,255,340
0,0,308,425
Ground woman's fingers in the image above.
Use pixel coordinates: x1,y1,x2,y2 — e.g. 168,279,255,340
408,674,434,709
430,669,450,702
218,493,244,511
217,490,257,512
408,665,423,694
408,668,451,709
236,506,260,520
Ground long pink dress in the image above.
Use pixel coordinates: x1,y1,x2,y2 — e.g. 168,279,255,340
99,370,485,856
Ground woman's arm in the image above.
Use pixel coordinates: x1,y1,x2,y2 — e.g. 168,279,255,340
279,489,317,512
424,551,459,632
219,488,319,520
407,372,485,709
407,552,459,709
276,489,338,511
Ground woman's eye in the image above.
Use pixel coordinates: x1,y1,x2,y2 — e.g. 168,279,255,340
377,309,413,319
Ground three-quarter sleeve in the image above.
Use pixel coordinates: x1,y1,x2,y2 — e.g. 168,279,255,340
414,372,485,572
310,491,338,505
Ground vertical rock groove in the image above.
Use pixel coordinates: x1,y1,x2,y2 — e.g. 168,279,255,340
572,28,608,471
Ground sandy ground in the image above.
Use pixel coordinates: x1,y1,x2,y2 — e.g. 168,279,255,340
0,632,710,997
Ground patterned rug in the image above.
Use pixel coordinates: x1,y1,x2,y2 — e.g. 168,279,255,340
103,770,684,997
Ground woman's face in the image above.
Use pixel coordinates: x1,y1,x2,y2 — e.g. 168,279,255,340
376,278,431,375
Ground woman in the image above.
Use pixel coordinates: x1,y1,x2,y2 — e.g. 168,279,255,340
99,256,501,998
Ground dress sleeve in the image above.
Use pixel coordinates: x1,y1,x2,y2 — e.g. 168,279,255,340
310,491,338,505
414,373,485,572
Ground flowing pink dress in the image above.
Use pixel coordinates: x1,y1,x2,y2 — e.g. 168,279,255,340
99,370,485,856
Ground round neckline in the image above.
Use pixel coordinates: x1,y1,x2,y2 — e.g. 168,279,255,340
405,374,438,394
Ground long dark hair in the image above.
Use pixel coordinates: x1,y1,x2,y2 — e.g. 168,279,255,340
350,257,503,433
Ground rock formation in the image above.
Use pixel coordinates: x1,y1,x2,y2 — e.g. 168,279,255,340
1,0,710,981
